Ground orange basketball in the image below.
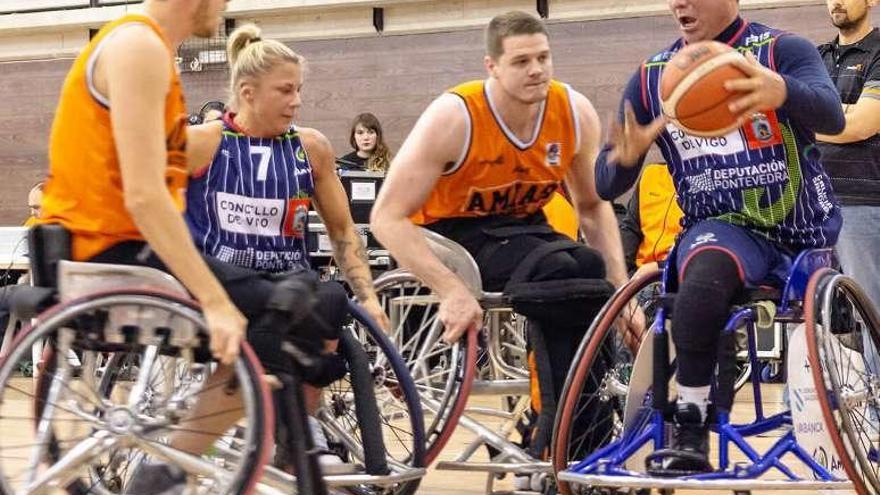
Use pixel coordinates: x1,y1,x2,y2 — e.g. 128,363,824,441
660,41,749,137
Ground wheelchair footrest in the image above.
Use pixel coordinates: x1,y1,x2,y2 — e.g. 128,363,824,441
434,461,550,474
645,448,713,477
323,468,427,487
261,463,426,489
555,472,853,491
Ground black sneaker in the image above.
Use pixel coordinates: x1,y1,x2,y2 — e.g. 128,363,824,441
646,402,713,477
124,462,186,495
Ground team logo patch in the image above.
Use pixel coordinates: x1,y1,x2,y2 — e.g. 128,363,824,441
295,146,306,161
283,197,311,238
744,111,782,149
546,143,561,166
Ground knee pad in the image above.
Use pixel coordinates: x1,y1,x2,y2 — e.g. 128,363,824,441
300,352,348,387
265,269,319,323
263,270,324,355
567,246,607,280
505,241,613,328
671,249,743,354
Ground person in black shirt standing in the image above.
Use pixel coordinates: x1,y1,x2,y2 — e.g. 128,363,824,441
816,0,880,405
816,1,880,317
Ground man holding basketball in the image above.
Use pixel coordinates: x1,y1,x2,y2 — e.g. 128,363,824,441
596,0,845,475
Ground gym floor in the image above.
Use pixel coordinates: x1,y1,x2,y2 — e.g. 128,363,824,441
0,376,829,494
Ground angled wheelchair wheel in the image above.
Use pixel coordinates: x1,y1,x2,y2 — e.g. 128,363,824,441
552,270,660,495
805,268,880,495
0,289,272,495
313,301,426,495
373,270,478,465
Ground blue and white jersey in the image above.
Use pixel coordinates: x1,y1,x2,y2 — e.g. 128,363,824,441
596,18,845,250
186,116,315,272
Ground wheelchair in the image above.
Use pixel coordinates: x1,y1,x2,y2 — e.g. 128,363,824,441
0,229,278,495
0,226,427,495
551,246,880,495
373,229,593,494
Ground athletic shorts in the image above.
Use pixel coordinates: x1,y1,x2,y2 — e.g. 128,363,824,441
674,219,794,287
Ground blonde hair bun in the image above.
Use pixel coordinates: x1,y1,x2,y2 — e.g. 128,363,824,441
225,24,303,110
227,24,263,68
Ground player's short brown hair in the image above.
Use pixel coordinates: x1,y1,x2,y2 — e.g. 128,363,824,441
486,11,549,59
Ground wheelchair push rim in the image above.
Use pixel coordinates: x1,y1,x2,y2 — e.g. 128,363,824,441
308,300,427,495
551,269,659,495
805,267,880,495
373,270,478,465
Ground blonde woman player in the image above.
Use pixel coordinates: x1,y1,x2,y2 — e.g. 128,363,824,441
185,24,390,471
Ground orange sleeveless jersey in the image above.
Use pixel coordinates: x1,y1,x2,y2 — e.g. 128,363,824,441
41,14,188,261
413,79,579,225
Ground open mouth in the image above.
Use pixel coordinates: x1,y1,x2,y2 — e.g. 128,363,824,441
678,15,698,31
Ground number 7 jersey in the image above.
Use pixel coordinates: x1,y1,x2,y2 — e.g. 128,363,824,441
185,116,315,273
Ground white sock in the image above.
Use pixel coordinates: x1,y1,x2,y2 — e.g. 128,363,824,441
677,384,711,421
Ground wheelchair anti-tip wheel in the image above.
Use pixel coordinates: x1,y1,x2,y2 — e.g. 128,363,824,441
0,289,273,495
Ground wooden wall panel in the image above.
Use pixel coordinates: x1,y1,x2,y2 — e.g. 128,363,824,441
0,3,839,223
0,57,71,223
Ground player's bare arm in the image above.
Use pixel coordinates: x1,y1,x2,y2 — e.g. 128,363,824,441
371,93,483,342
186,120,224,173
817,94,880,144
304,126,390,330
565,90,629,288
101,26,244,365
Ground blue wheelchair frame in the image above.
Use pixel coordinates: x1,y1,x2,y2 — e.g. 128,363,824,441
565,247,843,483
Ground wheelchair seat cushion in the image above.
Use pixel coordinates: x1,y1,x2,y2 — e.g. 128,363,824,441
733,285,782,305
506,278,614,328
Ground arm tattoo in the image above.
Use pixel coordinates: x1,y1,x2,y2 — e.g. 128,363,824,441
331,227,375,303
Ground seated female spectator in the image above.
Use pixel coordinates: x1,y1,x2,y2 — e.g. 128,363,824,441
337,112,392,172
186,24,389,471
